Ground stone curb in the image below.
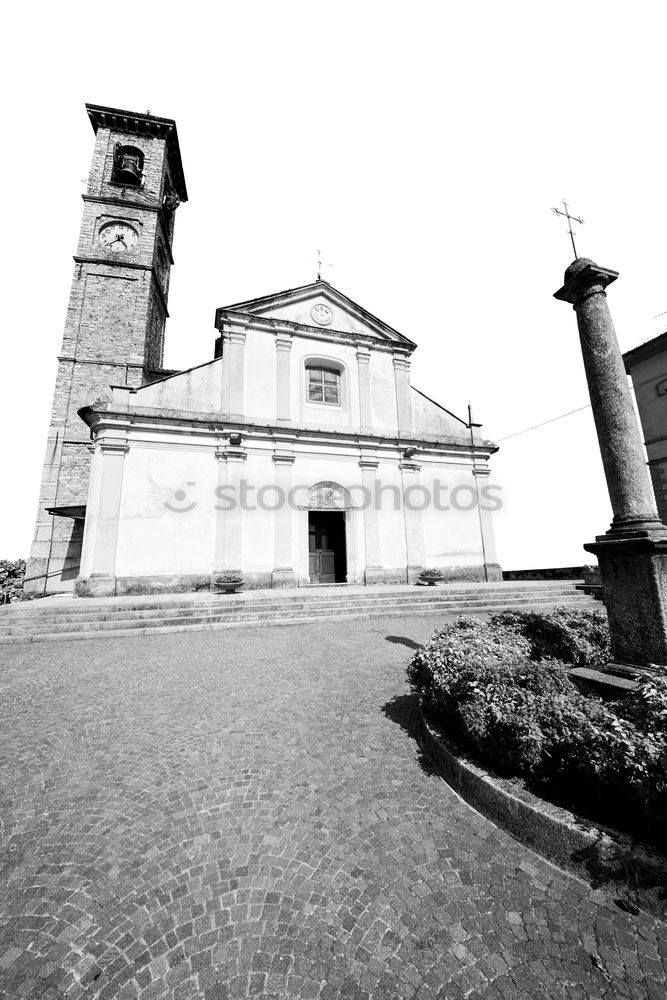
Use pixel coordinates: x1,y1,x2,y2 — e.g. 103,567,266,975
417,707,667,919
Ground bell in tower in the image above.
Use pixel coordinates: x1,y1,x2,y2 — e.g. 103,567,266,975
113,143,144,186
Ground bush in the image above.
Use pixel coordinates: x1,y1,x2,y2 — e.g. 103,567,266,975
407,610,667,843
489,605,611,667
0,559,26,605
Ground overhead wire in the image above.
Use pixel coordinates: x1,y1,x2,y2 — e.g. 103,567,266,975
494,367,667,443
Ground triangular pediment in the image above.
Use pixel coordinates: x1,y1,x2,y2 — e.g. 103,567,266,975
215,280,416,348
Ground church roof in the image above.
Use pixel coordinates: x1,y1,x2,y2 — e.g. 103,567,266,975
215,279,417,349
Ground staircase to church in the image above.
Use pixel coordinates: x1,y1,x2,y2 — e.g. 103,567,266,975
0,582,599,645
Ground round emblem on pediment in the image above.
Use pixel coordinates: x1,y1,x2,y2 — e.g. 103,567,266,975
311,304,333,326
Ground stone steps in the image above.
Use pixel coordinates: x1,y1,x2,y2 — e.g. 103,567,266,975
0,584,598,644
0,581,586,621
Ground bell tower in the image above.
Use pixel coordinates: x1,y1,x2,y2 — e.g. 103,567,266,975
24,104,188,595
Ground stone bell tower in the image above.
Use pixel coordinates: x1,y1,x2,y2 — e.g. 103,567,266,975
24,104,188,595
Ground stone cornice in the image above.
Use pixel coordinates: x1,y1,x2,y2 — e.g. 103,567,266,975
79,406,496,460
216,279,416,348
59,356,145,368
82,194,160,213
74,255,151,274
215,309,414,357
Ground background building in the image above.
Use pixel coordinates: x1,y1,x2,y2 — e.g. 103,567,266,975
624,331,667,524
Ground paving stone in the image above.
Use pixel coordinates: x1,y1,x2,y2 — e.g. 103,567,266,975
0,615,666,999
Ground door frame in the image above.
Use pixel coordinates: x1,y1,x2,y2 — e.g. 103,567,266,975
308,510,347,584
298,481,361,585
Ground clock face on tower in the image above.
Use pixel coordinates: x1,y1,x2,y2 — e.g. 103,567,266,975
98,221,139,252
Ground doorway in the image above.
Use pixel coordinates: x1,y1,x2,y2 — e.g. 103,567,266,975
308,511,347,584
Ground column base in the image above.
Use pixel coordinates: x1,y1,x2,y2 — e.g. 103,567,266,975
364,566,385,585
75,574,117,598
406,563,425,585
271,568,298,589
584,532,667,670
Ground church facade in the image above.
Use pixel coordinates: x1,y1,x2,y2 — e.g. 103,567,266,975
26,105,502,597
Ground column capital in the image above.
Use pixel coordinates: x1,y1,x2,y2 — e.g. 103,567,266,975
272,451,296,465
216,447,247,462
392,354,411,371
399,460,421,472
224,329,247,345
356,346,371,364
359,458,379,471
553,258,618,306
99,442,129,455
275,335,293,352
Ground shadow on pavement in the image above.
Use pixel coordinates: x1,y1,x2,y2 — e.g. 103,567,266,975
381,692,439,776
384,634,421,650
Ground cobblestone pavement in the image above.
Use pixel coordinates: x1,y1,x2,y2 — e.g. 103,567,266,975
1,616,666,1000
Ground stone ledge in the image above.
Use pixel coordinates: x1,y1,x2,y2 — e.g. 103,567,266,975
417,708,667,919
569,666,640,699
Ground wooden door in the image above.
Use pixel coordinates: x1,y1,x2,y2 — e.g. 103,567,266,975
308,516,338,583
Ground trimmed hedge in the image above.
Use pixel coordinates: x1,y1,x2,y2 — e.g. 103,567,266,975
407,609,667,845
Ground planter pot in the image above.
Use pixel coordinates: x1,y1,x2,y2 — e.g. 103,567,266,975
212,578,245,594
418,575,443,587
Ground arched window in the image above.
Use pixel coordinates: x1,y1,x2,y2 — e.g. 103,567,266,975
112,144,144,187
306,365,341,405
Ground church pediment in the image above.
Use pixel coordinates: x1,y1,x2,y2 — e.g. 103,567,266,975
215,280,416,348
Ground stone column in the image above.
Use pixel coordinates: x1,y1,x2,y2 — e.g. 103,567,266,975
212,439,247,582
275,336,293,423
272,451,298,588
359,455,384,584
76,437,128,597
221,327,247,420
400,458,426,584
555,258,667,672
357,347,373,433
393,354,413,436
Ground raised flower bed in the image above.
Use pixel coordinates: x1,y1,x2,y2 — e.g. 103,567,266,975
406,607,667,852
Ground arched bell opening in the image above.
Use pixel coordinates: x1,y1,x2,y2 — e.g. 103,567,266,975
113,144,144,187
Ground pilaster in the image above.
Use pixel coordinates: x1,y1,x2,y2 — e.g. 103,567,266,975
276,336,293,424
359,455,384,584
272,451,298,588
357,347,373,433
221,328,247,420
393,354,413,436
212,440,247,579
75,436,129,597
400,457,426,583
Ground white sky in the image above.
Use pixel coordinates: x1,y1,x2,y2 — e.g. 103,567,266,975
2,0,666,569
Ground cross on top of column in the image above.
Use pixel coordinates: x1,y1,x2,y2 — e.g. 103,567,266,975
551,199,585,258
